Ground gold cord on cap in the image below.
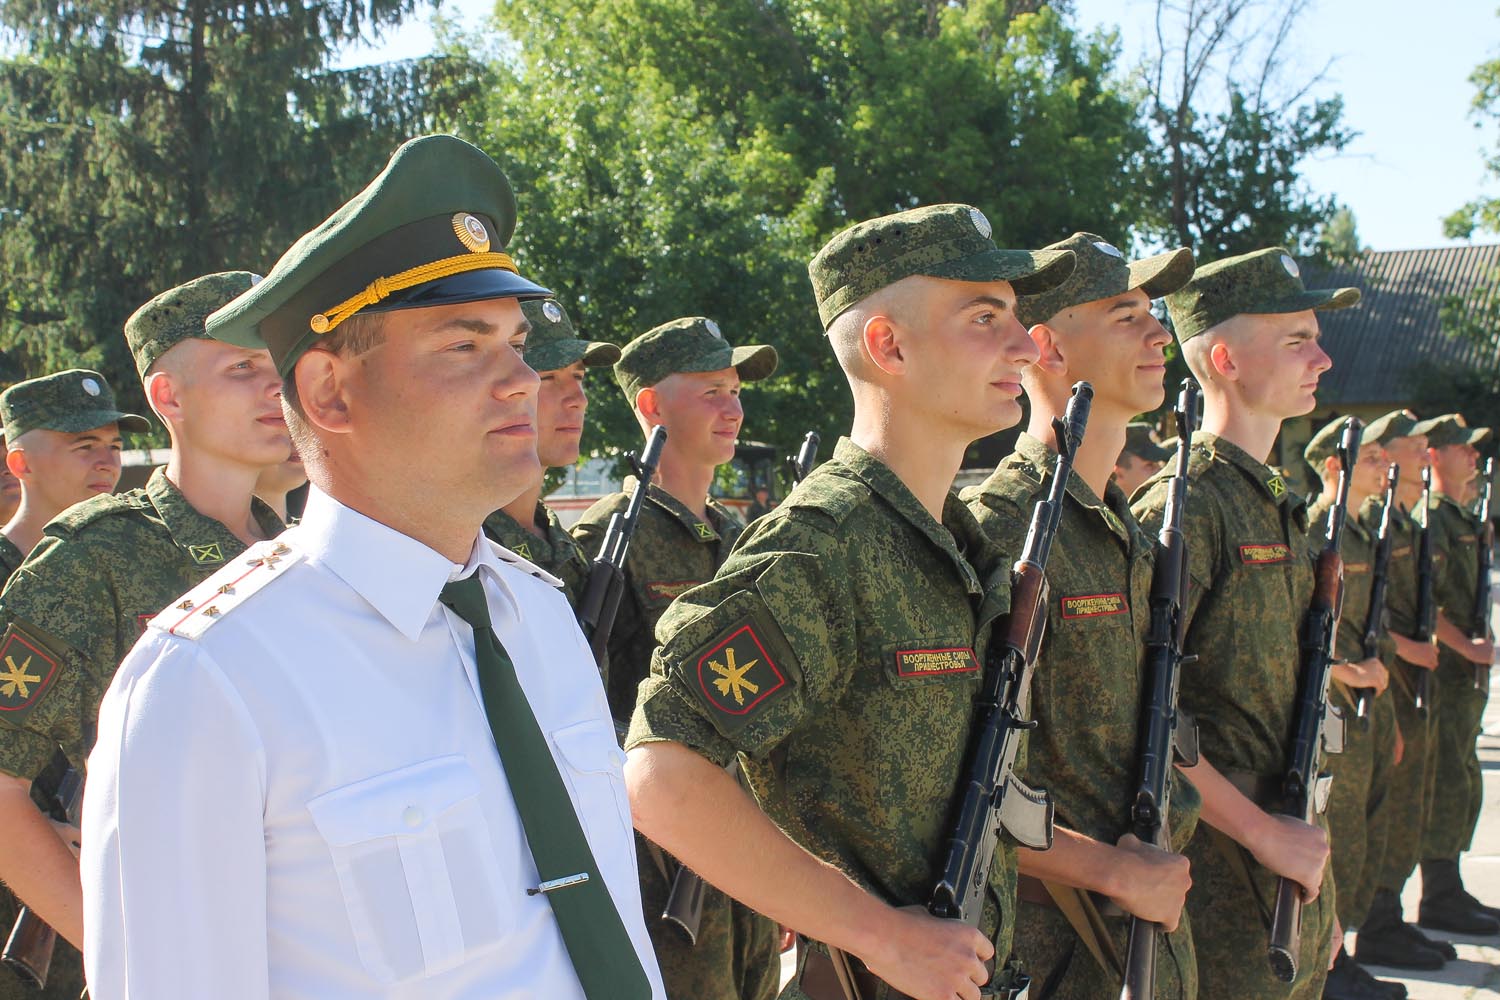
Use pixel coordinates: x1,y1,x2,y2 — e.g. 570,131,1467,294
309,251,518,335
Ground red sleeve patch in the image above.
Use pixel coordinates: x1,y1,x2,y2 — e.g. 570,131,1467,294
646,580,698,602
1239,543,1292,564
894,647,980,677
696,625,786,715
0,625,60,717
1059,593,1129,619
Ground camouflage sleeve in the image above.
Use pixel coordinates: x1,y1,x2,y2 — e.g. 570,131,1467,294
1429,509,1468,616
0,534,123,776
1134,476,1222,626
627,515,855,767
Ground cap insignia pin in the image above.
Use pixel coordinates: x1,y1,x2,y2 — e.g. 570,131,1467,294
1093,241,1123,258
704,319,723,339
542,301,563,324
969,207,992,239
453,213,491,254
81,378,101,397
1280,254,1300,278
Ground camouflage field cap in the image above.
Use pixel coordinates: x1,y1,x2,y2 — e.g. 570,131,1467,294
1122,422,1173,463
1414,413,1492,450
1015,233,1194,327
614,317,778,402
1165,247,1361,341
521,298,620,373
1303,414,1379,467
206,134,550,376
1363,408,1420,446
126,271,260,378
807,204,1076,328
0,369,149,441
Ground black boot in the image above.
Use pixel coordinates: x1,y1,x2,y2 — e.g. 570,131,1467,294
1419,859,1500,935
1448,857,1500,921
1342,952,1409,1000
1357,890,1446,970
1324,950,1398,1000
1399,921,1457,961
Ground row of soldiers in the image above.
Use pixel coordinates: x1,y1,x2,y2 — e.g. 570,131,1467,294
0,131,1488,1000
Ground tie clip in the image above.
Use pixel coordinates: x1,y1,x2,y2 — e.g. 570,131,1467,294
527,872,589,896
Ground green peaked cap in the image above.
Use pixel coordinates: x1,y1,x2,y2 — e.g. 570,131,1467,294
0,369,149,441
1165,247,1360,341
126,271,260,378
206,134,550,375
1304,414,1379,466
1122,422,1173,463
1414,413,1491,450
615,317,777,402
1016,233,1194,327
1363,409,1419,445
521,298,620,372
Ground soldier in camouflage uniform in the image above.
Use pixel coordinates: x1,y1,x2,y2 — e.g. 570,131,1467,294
1133,247,1359,1000
1411,414,1500,935
962,232,1202,1000
625,204,1076,1000
1302,417,1407,1000
1115,421,1174,498
483,297,619,604
0,436,19,529
572,316,780,1000
253,451,308,523
0,370,147,1000
0,271,287,958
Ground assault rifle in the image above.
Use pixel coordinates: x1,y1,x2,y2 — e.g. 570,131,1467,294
1267,417,1358,982
1120,379,1202,1000
1469,457,1494,691
788,432,820,489
1355,464,1400,720
575,426,666,665
928,381,1093,927
3,753,82,988
1414,467,1437,713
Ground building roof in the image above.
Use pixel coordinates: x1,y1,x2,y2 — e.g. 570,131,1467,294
1308,243,1500,407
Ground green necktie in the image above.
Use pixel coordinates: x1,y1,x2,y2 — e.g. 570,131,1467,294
440,574,651,999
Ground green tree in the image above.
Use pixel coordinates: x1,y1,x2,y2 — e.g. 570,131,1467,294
1445,20,1500,239
0,0,480,423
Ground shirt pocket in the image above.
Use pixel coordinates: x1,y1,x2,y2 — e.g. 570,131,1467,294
550,718,631,847
307,755,510,985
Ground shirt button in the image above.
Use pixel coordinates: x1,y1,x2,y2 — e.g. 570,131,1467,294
402,806,424,828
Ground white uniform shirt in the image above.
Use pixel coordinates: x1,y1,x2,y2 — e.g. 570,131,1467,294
82,487,666,999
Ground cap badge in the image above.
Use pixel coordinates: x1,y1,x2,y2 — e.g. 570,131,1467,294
452,213,491,254
969,207,992,240
1093,241,1123,258
249,274,264,286
1280,254,1300,278
80,378,101,397
704,318,723,340
542,300,564,324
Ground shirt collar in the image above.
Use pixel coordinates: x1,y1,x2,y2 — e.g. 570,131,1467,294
1008,432,1137,547
296,487,519,641
1192,431,1300,507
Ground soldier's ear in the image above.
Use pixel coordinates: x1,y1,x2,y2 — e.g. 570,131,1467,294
636,386,662,425
1028,322,1067,376
1208,339,1237,381
144,370,182,428
5,448,26,480
862,313,904,376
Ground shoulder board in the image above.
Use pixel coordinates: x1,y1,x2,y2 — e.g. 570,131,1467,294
783,470,872,526
47,488,150,536
960,465,1043,513
573,491,630,529
488,540,565,589
148,539,304,640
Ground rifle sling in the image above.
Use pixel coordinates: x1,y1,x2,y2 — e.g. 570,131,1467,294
1016,875,1123,979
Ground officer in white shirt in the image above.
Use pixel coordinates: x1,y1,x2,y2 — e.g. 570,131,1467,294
81,134,667,1000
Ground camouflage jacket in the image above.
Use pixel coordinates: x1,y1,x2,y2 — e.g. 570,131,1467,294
1359,497,1426,639
0,468,283,777
572,477,742,721
1309,497,1397,713
482,500,590,606
1429,491,1484,635
1132,432,1314,779
963,434,1202,851
0,536,23,589
628,438,1022,951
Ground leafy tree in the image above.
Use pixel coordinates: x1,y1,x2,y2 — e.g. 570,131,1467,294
1445,20,1500,240
0,0,479,425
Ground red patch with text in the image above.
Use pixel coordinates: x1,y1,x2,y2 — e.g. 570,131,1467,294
1060,593,1129,619
0,626,60,718
1239,543,1291,565
696,625,786,715
894,647,980,677
647,580,697,602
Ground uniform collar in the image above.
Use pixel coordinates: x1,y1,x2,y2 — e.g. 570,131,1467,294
1309,495,1370,542
482,501,576,563
145,466,285,569
297,486,519,642
1009,432,1138,545
1192,431,1301,508
623,476,727,543
1432,491,1475,519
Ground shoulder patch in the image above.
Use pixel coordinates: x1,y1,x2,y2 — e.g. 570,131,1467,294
1060,593,1129,619
695,624,787,717
783,472,872,526
1239,542,1291,565
150,540,304,640
46,489,149,536
0,624,62,723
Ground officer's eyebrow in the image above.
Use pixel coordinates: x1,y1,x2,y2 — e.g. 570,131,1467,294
432,316,532,338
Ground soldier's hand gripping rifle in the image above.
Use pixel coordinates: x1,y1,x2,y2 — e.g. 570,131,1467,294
1119,379,1201,1000
1266,417,1359,983
787,432,820,489
2,753,81,988
1414,466,1438,713
1469,456,1494,691
929,381,1093,929
576,426,666,666
1354,464,1400,719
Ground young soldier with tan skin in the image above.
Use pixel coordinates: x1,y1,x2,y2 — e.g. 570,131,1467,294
1113,421,1172,497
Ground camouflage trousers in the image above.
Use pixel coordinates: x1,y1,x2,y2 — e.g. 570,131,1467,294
1013,895,1196,1000
635,833,781,1000
1375,659,1438,895
0,889,85,1000
1184,823,1335,999
1325,685,1397,926
1420,650,1489,861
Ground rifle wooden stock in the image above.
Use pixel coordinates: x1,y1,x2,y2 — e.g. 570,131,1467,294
1,910,55,988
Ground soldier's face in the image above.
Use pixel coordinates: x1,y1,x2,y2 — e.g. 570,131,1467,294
901,277,1037,439
10,424,123,512
1113,453,1163,497
1350,442,1386,498
166,339,290,470
1217,311,1331,419
254,450,306,499
1042,289,1171,415
533,361,589,469
343,297,539,513
648,369,744,468
1431,442,1478,486
1383,434,1428,477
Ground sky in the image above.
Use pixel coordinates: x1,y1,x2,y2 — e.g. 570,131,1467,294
345,0,1500,253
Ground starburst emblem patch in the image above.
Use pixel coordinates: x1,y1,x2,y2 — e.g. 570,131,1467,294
696,624,785,716
0,625,60,720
